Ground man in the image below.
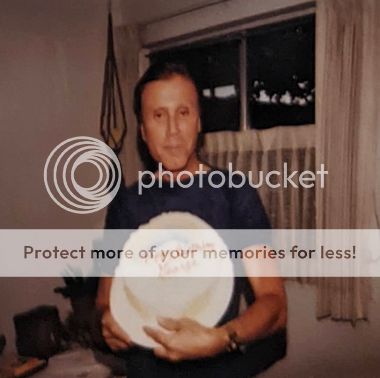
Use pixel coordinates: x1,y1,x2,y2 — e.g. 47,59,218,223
97,62,287,377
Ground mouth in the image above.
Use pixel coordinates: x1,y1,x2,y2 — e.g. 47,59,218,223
164,145,182,150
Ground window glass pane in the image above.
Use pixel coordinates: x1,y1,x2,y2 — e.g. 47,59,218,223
151,40,240,132
247,15,315,129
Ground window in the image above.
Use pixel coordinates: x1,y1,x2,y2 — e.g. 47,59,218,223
150,15,315,133
247,16,315,129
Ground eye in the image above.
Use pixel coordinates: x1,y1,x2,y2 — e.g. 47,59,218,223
179,108,189,117
154,111,163,119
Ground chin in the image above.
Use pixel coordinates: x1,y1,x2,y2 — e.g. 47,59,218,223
160,156,190,172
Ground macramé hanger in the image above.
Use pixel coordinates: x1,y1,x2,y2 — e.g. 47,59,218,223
100,4,127,158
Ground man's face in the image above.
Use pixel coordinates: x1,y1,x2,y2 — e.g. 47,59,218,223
140,74,201,173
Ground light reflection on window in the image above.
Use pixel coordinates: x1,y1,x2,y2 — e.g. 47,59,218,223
202,89,212,98
214,85,236,98
203,85,237,99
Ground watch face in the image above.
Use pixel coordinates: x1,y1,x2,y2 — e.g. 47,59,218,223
111,211,234,348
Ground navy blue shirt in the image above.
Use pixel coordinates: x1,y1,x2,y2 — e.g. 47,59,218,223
105,169,270,231
104,168,286,378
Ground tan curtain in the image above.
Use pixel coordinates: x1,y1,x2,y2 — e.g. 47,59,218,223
315,0,380,323
200,125,315,230
200,125,316,292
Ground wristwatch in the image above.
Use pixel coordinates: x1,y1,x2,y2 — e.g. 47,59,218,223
225,326,245,353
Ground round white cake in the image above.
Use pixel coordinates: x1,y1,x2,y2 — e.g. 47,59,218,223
110,212,234,348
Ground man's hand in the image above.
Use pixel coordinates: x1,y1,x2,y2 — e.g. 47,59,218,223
100,308,133,351
143,316,228,362
97,277,133,351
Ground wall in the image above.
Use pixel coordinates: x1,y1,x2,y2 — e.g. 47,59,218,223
0,0,140,355
0,0,106,229
262,279,380,378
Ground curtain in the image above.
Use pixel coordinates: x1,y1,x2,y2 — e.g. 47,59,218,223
200,126,316,291
315,0,380,323
200,125,315,230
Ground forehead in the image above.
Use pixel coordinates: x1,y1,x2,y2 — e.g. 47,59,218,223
141,74,199,109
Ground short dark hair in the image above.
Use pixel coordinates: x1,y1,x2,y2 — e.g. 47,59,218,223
133,61,201,124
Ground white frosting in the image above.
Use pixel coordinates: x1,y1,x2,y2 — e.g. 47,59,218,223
111,212,234,348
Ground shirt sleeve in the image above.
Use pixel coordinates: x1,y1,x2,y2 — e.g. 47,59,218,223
230,181,271,230
227,179,272,262
104,186,127,229
99,186,130,274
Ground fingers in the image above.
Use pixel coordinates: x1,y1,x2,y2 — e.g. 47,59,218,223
101,310,133,351
143,326,175,361
109,322,132,344
101,312,132,344
177,317,196,327
157,316,181,331
102,327,132,351
153,346,180,362
153,346,170,360
105,336,131,351
143,326,170,346
102,322,131,350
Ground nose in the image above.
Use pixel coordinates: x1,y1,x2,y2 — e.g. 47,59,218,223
166,113,180,137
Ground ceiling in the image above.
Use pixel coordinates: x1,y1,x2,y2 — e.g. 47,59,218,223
0,0,226,27
117,0,226,25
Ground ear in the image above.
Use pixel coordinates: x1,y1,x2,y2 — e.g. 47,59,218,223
140,124,147,142
197,118,202,133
